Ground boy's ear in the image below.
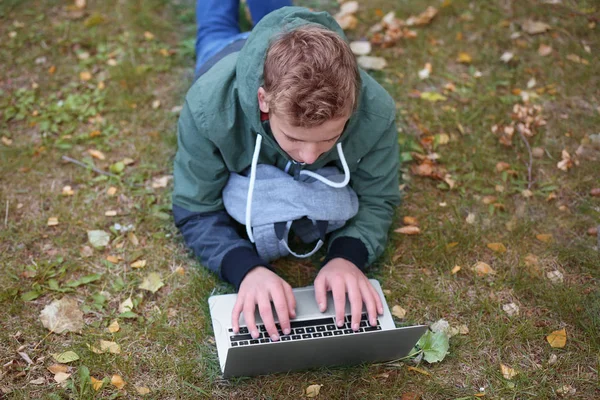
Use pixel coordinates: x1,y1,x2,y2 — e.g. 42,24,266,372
257,87,270,113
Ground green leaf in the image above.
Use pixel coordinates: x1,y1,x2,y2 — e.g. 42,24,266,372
78,365,91,396
52,350,80,363
21,290,42,301
66,274,102,288
119,311,138,319
109,161,125,174
417,331,449,363
420,92,447,102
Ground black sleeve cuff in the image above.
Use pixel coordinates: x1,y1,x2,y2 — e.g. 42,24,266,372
321,237,369,271
220,246,272,290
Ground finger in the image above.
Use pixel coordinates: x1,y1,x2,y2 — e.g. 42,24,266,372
331,279,347,328
283,283,297,319
231,295,244,334
370,282,384,315
257,294,279,341
242,297,259,339
347,278,362,331
313,275,327,313
360,279,378,326
270,286,292,335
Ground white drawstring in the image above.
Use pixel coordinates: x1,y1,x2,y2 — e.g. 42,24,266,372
245,134,263,243
299,143,350,188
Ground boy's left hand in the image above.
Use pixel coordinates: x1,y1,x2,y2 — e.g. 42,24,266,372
314,258,383,332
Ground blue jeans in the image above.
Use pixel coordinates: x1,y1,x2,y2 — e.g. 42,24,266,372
195,0,292,76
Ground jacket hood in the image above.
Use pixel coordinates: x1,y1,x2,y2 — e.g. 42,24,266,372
236,7,348,138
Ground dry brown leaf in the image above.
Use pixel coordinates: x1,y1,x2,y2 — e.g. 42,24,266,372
91,377,103,391
54,372,71,384
401,392,421,400
500,364,518,379
482,196,497,205
391,305,406,319
394,226,420,235
107,320,120,333
538,44,552,56
143,31,154,40
472,261,496,276
107,187,117,196
588,227,598,237
39,297,84,334
496,162,511,172
336,14,358,30
47,364,68,374
128,232,139,246
135,386,151,395
590,188,600,197
306,384,323,398
47,217,59,226
546,328,567,348
30,377,45,385
522,20,551,34
131,260,147,269
407,366,430,376
502,303,519,317
80,71,92,81
106,255,119,263
536,234,553,243
405,6,438,26
557,149,573,171
104,210,117,217
487,242,507,253
74,0,86,9
451,265,461,274
1,136,13,146
62,186,74,196
566,53,589,65
403,216,418,226
111,374,126,390
88,149,105,160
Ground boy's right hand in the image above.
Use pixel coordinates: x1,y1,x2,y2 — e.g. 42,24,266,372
231,266,296,342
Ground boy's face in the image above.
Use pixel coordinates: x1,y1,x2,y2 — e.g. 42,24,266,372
258,88,347,165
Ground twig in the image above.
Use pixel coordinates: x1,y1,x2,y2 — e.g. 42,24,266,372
517,129,534,190
61,155,118,178
4,200,8,227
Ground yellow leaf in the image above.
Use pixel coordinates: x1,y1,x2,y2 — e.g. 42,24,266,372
487,243,507,254
80,71,92,81
391,305,406,319
451,265,461,274
131,259,147,269
111,374,126,390
546,328,567,348
91,376,103,391
394,226,421,235
47,217,59,226
135,386,151,395
1,136,13,146
139,272,164,293
446,242,459,250
536,234,553,243
62,186,74,196
306,384,323,398
402,216,419,226
436,133,450,145
88,149,106,160
107,187,117,196
500,364,518,379
457,52,472,64
144,31,155,40
107,320,120,333
106,255,119,263
420,92,447,102
47,364,68,374
175,266,185,276
472,261,496,276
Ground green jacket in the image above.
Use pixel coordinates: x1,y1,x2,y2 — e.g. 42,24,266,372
173,7,400,287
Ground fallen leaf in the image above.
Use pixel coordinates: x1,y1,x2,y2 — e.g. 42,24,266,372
357,56,387,70
522,20,551,34
566,53,589,65
407,366,431,376
128,232,139,246
111,374,126,390
87,149,105,160
590,188,600,197
502,303,519,317
588,227,598,236
466,213,476,224
104,210,117,217
119,297,134,313
400,392,421,400
556,385,576,396
106,255,119,263
75,0,86,9
457,52,472,64
107,320,120,333
546,328,567,348
88,230,110,248
482,196,497,205
336,14,358,30
500,364,518,379
79,71,92,81
557,149,573,171
391,305,406,319
107,187,117,196
151,100,161,109
91,377,103,391
338,1,358,15
487,243,507,253
420,92,447,102
522,189,534,198
472,261,496,276
350,41,371,56
130,260,147,269
548,354,558,365
496,162,511,172
418,63,432,80
47,364,68,374
143,31,154,40
536,234,553,243
47,217,59,226
394,226,420,235
451,265,461,274
2,136,13,146
547,270,564,284
406,6,438,26
175,266,185,276
500,51,514,63
152,175,172,189
40,297,84,334
62,186,74,196
416,330,449,363
403,216,418,226
30,377,45,385
430,319,450,335
54,372,71,384
306,384,323,398
139,272,164,293
135,386,151,395
90,340,121,354
80,246,93,257
51,351,80,363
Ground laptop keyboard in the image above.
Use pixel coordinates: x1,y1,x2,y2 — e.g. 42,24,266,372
228,313,381,347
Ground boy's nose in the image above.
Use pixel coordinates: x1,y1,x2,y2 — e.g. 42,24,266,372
299,148,320,165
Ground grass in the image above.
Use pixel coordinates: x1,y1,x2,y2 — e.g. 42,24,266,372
1,0,599,398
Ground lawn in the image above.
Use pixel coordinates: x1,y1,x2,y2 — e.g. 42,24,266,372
0,0,598,398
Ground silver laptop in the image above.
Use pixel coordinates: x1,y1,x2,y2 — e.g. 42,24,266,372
209,279,427,378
